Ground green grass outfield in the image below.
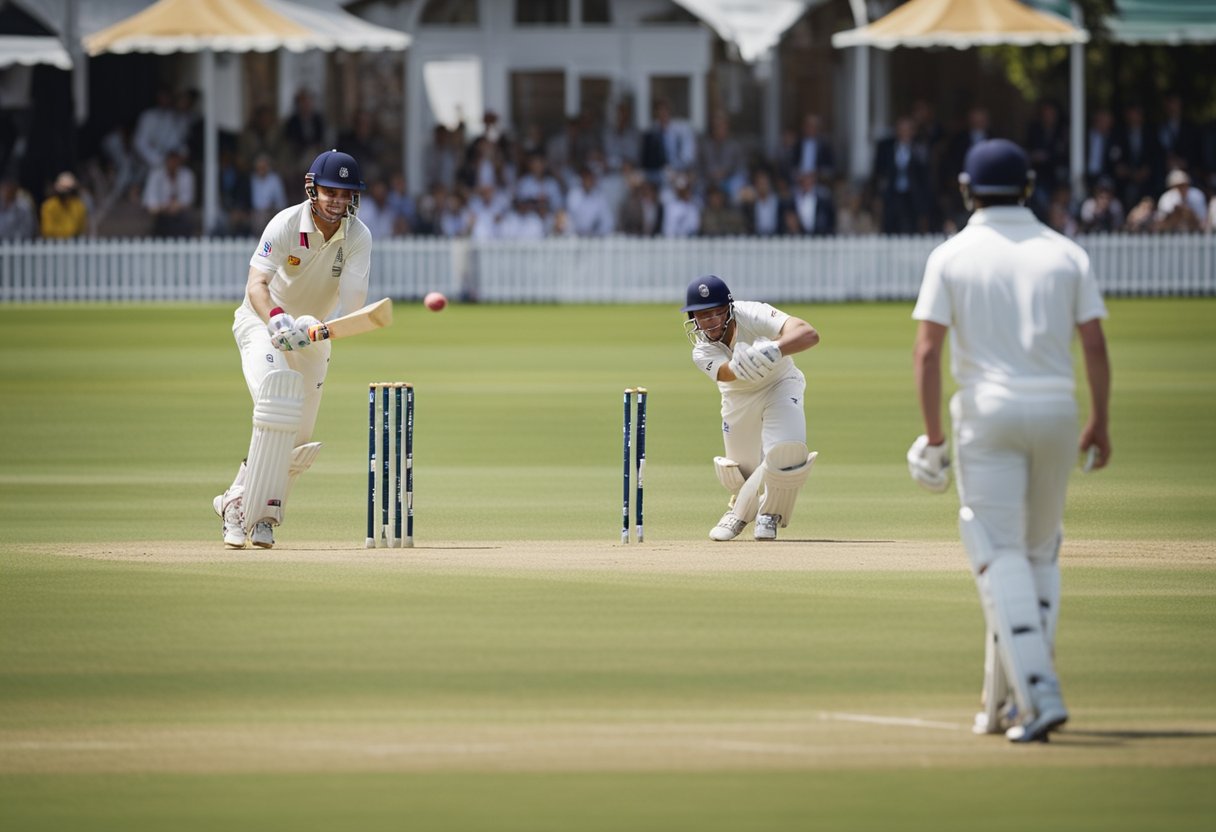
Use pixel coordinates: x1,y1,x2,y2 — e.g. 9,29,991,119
1,298,1214,830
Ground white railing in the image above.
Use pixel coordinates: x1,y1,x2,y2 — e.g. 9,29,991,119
2,233,1213,303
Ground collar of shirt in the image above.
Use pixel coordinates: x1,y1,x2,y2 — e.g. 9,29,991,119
967,206,1038,227
299,201,346,243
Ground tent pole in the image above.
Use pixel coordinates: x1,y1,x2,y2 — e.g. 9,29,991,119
203,49,218,235
1070,2,1085,203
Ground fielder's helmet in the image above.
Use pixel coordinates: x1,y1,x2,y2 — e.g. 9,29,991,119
681,275,733,313
958,139,1032,196
306,149,366,191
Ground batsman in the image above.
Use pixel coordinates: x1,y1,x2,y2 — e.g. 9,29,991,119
213,149,372,549
908,138,1112,742
682,275,821,541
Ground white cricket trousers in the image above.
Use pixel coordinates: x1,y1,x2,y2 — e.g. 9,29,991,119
233,305,330,446
720,372,807,478
951,386,1078,556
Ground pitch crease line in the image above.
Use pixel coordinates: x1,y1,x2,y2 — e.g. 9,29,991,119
820,712,963,731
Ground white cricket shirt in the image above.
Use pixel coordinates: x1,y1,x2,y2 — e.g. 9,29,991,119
913,206,1107,394
246,200,372,319
692,300,798,392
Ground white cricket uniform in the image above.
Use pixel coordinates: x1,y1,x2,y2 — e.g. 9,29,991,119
233,200,373,444
912,206,1107,557
692,300,807,477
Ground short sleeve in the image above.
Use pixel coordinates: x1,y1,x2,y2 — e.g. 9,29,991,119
912,246,952,326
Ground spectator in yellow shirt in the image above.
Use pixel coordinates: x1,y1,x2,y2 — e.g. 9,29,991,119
40,172,88,238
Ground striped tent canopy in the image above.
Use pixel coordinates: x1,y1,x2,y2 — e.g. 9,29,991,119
832,0,1089,50
84,0,409,55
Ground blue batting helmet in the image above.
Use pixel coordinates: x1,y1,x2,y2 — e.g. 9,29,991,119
681,275,733,313
959,139,1032,196
306,149,366,191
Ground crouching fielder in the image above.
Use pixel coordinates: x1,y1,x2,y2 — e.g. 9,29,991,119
213,149,372,549
908,139,1112,742
682,275,820,542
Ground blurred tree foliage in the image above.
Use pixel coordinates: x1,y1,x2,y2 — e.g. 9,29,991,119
983,0,1216,121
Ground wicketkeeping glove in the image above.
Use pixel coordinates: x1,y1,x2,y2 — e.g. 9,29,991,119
907,434,951,493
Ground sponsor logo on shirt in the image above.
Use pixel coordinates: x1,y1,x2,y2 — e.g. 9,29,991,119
722,421,730,434
287,255,301,266
331,246,344,279
704,361,713,372
259,241,272,257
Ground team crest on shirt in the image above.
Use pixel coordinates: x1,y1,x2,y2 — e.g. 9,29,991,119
287,255,301,266
331,247,345,279
258,241,272,257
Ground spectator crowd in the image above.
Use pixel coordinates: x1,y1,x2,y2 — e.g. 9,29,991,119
3,86,1215,243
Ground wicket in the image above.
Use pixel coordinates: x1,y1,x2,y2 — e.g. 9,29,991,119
621,387,648,543
366,382,414,548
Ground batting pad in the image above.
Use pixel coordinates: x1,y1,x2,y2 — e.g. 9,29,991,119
960,507,1058,720
758,443,816,527
242,370,305,532
714,457,746,493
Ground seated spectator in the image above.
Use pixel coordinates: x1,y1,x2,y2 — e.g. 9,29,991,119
602,99,639,173
737,169,783,236
872,116,932,235
1047,201,1078,238
339,110,388,183
791,113,836,181
619,177,663,237
639,98,696,185
143,148,196,237
1156,169,1207,230
437,189,470,237
699,111,747,200
358,179,400,239
216,147,252,236
387,170,418,233
835,183,877,236
660,174,700,237
1078,178,1124,233
784,169,836,236
133,88,181,174
566,167,615,236
1124,196,1157,233
283,88,327,169
425,124,462,190
515,153,564,210
0,176,37,240
40,172,88,238
249,153,287,231
699,186,746,236
497,196,546,240
237,104,287,176
467,183,509,236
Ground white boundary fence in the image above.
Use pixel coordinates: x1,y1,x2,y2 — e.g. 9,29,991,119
2,233,1213,303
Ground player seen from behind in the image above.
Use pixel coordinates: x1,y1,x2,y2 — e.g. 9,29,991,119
908,138,1112,743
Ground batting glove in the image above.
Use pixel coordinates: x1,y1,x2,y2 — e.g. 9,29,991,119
267,308,312,351
907,434,951,493
752,337,782,365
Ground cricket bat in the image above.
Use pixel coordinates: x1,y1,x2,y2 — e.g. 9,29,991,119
308,298,393,342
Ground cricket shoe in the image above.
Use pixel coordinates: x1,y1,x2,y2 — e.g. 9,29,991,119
709,512,747,541
754,514,780,541
250,521,275,549
1006,681,1068,743
214,493,247,549
973,701,1019,736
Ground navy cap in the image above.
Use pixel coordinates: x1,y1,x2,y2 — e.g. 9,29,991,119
681,275,733,312
959,139,1030,195
307,149,366,191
